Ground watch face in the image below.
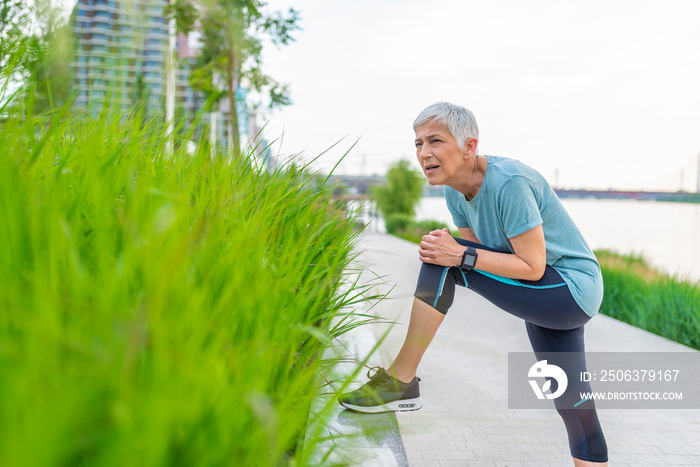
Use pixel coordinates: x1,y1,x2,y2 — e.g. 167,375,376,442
462,252,477,269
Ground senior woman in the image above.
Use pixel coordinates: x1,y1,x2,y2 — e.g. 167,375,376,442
339,102,608,466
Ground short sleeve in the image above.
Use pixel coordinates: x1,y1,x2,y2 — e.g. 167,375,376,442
444,186,469,228
452,213,469,228
498,176,543,238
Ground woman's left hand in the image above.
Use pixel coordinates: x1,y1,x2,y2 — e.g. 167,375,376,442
418,228,465,267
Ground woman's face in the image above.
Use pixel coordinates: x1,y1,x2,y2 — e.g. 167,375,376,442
414,120,467,186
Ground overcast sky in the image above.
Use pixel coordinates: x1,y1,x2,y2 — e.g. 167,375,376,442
59,0,700,190
258,0,700,191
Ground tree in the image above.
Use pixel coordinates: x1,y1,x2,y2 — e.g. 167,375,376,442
31,9,74,113
165,0,198,36
0,0,74,112
372,159,425,232
1,0,31,81
189,0,299,155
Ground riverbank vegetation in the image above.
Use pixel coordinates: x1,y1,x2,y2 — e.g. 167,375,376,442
657,192,700,204
594,250,700,350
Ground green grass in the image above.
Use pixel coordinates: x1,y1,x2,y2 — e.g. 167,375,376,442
595,250,700,350
0,94,375,465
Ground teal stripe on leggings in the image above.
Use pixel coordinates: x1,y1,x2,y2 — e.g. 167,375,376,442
473,269,566,289
459,268,468,287
433,267,449,308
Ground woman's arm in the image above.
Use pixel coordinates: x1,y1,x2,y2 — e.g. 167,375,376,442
418,226,547,281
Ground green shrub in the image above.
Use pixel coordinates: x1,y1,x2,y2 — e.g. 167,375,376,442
384,212,414,234
414,219,448,232
371,159,424,219
0,98,370,465
391,219,459,244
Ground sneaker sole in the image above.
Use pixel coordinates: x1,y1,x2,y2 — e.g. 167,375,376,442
340,396,424,413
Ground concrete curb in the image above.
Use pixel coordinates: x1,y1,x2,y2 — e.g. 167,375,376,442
303,282,409,466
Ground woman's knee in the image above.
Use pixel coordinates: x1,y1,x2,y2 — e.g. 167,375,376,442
414,263,456,314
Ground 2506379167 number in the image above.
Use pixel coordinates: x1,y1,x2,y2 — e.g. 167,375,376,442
598,369,679,382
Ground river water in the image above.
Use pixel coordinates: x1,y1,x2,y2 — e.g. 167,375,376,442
415,196,700,282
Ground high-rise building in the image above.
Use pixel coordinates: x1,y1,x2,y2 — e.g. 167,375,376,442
74,0,166,112
72,0,250,149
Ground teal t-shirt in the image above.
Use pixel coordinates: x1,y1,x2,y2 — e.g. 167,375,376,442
444,156,603,317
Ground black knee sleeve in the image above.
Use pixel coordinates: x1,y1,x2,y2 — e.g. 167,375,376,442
414,263,458,315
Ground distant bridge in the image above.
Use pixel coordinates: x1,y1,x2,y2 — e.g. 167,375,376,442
553,189,700,202
329,175,700,204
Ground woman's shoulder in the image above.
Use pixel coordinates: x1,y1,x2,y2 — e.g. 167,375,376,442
489,156,537,176
489,156,548,188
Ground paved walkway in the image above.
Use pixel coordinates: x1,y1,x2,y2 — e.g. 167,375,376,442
315,232,700,466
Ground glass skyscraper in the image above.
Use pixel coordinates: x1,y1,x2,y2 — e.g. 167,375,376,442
72,0,201,120
72,0,253,149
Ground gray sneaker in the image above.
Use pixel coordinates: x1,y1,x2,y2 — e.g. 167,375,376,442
338,367,423,413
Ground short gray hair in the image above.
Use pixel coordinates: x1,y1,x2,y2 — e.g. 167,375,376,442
413,102,479,153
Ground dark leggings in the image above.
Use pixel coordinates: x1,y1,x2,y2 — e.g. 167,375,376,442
414,238,608,463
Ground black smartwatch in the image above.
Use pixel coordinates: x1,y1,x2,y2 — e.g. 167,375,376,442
461,246,478,270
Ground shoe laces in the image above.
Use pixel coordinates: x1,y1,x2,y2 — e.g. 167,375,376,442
366,366,385,380
366,367,420,384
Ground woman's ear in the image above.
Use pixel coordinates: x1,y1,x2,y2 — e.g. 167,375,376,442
463,137,478,158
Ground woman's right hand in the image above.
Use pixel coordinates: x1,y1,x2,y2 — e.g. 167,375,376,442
418,228,464,267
